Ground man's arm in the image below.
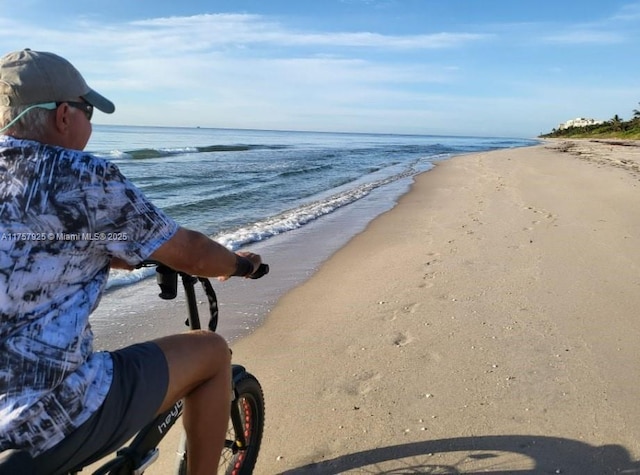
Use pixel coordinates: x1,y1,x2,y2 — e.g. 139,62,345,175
149,227,260,278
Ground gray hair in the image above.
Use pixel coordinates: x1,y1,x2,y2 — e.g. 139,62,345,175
0,104,51,139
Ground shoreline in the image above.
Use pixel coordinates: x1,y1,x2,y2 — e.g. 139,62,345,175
228,140,640,473
92,158,419,349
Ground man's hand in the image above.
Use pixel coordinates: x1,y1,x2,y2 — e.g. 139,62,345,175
218,251,262,281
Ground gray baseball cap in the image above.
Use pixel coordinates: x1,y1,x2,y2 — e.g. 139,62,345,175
0,49,115,113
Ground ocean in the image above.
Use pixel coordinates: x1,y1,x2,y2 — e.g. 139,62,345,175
87,125,537,347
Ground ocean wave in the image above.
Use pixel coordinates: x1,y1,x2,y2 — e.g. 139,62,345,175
277,163,333,178
98,144,291,160
214,159,432,250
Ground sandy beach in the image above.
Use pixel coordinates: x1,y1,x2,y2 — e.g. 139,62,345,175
89,139,640,474
228,139,640,474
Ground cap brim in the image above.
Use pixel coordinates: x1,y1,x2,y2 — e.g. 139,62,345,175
83,89,115,114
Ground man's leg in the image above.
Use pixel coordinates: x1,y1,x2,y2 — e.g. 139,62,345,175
154,330,231,475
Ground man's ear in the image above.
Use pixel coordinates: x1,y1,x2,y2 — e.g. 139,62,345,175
53,103,70,133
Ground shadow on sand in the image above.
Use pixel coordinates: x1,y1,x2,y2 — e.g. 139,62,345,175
282,435,640,474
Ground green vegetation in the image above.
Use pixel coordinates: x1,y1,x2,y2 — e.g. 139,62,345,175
539,103,640,140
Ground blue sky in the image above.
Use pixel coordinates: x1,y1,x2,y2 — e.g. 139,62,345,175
1,0,639,138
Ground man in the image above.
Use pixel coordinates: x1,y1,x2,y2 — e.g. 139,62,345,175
0,49,263,474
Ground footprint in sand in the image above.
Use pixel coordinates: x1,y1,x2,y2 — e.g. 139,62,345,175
524,206,557,228
342,371,382,396
420,257,440,288
419,279,435,289
390,302,422,320
392,332,413,347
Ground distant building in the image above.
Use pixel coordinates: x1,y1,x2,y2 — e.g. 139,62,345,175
558,117,604,130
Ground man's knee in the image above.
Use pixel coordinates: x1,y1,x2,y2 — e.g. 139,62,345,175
198,330,231,363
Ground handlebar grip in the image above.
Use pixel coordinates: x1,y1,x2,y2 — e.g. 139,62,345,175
156,265,178,300
249,263,269,279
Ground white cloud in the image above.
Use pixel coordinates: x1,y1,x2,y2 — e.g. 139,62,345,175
543,30,625,45
540,2,639,45
129,14,489,50
611,2,640,21
0,13,468,129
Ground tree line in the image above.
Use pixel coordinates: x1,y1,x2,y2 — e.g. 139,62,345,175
539,103,640,140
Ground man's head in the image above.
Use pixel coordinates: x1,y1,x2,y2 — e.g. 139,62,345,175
0,49,115,148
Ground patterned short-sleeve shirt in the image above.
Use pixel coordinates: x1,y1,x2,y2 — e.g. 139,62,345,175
0,136,179,455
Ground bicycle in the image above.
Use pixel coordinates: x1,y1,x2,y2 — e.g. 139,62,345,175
0,260,269,475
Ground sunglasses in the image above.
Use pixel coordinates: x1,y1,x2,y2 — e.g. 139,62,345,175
58,101,94,121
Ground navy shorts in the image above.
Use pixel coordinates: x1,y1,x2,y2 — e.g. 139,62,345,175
33,341,169,475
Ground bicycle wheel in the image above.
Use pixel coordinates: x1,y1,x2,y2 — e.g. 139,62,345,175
176,372,265,475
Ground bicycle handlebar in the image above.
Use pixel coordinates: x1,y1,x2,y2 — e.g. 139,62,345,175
136,259,269,332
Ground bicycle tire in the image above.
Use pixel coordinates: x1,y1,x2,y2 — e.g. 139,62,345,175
176,372,265,475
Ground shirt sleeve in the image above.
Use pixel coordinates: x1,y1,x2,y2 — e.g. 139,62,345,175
84,158,179,265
